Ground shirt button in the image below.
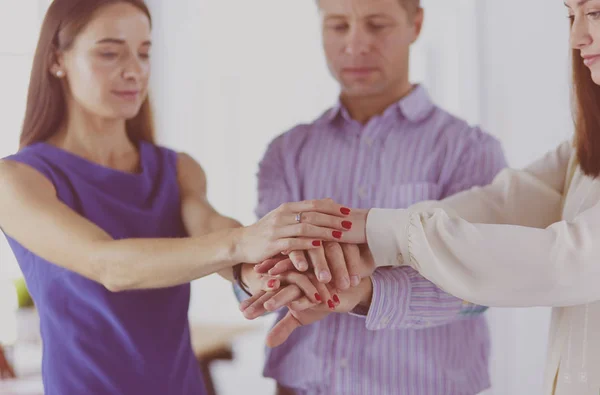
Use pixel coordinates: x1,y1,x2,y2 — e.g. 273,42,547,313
358,186,367,199
397,254,404,265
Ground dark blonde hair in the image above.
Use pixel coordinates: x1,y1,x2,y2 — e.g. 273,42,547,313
317,0,421,16
401,0,421,18
20,0,155,149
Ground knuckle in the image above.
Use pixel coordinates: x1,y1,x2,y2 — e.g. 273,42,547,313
324,241,340,253
271,214,281,227
307,199,318,210
300,223,311,233
303,212,314,223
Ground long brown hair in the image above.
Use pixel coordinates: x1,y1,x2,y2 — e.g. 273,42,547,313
20,0,155,149
572,32,600,177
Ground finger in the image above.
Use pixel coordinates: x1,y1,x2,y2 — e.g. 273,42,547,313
243,292,276,320
288,296,317,312
288,250,309,271
290,211,354,232
267,259,296,276
279,271,321,304
254,256,288,274
323,242,350,290
265,311,302,348
280,199,351,218
340,243,362,286
307,246,331,283
239,291,265,311
263,286,303,312
274,238,326,255
259,277,281,293
277,223,346,242
309,272,333,308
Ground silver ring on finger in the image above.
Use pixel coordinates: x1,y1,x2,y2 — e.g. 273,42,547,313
295,212,303,223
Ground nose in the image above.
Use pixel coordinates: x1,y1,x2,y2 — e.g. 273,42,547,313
122,53,145,81
570,16,593,50
344,26,370,55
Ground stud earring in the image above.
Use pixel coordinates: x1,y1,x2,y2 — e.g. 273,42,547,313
55,70,65,78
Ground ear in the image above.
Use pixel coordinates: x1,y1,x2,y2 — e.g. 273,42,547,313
411,7,424,44
49,51,66,78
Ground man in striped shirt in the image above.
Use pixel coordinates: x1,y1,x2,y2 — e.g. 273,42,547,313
252,0,507,393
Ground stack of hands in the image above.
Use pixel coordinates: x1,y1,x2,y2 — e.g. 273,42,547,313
238,204,376,348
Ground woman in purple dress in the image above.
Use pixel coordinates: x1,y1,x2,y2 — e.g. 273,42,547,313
0,1,351,394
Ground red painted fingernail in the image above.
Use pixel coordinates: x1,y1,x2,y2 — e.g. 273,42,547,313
328,300,335,309
340,207,351,215
333,294,340,304
312,240,321,247
267,279,276,288
314,293,322,302
333,231,342,239
342,221,352,229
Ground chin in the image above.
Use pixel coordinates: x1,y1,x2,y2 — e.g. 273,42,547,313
110,105,144,120
591,70,600,86
342,85,385,98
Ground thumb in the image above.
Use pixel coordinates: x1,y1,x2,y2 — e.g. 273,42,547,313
265,311,302,348
254,256,288,274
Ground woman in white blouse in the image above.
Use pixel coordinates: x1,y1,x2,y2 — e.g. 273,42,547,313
356,1,600,394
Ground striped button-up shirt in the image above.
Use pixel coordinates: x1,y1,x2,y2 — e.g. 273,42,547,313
256,85,507,395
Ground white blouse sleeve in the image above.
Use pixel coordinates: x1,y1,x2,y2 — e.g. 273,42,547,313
365,141,596,307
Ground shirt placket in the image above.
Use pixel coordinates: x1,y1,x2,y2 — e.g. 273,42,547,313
354,120,383,209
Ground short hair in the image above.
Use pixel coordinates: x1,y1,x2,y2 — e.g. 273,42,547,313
316,0,421,19
400,0,421,18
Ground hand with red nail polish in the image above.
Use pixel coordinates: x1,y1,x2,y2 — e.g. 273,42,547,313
263,277,374,348
238,263,282,296
240,269,334,319
254,240,376,293
233,199,357,264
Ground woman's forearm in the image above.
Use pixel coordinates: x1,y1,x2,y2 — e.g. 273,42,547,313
94,227,241,291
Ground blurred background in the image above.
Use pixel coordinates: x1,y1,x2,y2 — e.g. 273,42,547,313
0,0,573,394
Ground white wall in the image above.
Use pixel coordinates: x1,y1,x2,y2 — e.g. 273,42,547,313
477,2,572,394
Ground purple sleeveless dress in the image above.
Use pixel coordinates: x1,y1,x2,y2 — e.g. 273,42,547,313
2,142,206,395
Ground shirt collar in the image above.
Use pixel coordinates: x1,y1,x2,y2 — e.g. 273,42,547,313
324,84,435,125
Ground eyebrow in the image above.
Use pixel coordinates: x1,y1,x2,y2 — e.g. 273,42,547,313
96,38,152,46
324,13,392,20
565,0,591,8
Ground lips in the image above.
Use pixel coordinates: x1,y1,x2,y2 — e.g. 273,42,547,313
341,67,377,77
582,54,600,67
112,90,140,101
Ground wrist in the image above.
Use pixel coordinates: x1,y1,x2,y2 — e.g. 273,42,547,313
228,227,246,263
358,276,373,308
241,263,255,289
